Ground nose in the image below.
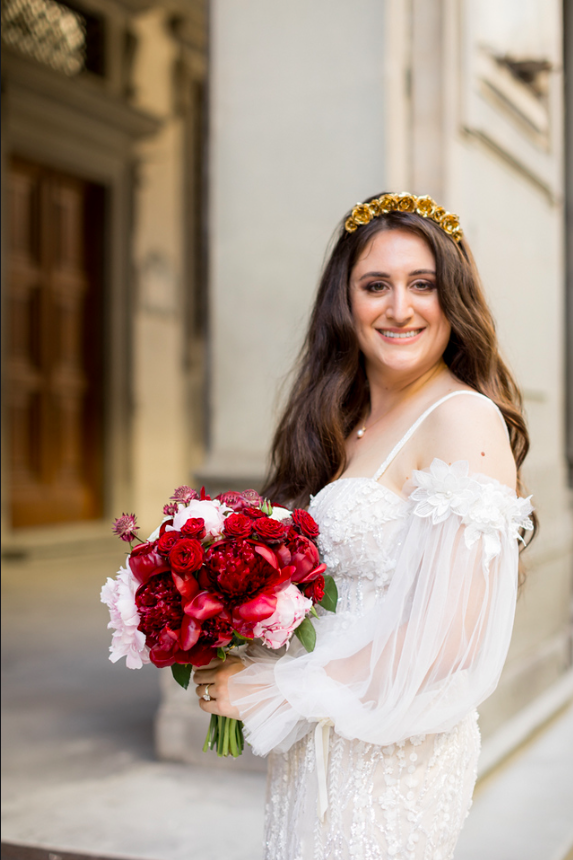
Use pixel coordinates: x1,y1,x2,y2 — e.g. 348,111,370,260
386,284,413,325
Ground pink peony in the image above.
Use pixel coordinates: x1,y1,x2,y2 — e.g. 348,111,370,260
171,499,230,538
112,513,139,543
252,583,312,649
100,566,150,669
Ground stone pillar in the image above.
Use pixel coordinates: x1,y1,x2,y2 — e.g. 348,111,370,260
197,0,389,491
158,0,389,768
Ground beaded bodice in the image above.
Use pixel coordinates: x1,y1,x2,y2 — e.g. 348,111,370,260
309,478,409,616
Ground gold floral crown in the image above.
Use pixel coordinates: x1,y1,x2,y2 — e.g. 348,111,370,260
344,192,463,243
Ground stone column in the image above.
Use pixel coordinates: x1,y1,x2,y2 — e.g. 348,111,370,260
157,0,389,767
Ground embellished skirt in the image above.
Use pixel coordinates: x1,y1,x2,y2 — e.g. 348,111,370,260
263,711,480,860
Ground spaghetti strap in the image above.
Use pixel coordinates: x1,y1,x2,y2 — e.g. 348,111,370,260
372,390,508,482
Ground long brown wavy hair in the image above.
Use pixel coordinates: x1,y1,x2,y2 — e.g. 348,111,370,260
263,194,536,549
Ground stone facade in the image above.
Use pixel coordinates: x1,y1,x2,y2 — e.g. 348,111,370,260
1,0,571,775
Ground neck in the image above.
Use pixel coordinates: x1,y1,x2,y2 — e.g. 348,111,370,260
365,360,448,421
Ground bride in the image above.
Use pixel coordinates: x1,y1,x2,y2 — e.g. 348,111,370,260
192,192,535,859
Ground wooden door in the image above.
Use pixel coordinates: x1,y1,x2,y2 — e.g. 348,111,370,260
6,158,105,528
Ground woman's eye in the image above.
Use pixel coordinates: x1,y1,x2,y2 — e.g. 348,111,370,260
365,281,388,293
412,280,436,291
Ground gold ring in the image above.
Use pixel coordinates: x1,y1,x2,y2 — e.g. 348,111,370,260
202,684,211,702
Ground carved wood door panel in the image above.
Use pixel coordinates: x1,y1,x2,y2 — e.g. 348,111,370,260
7,158,105,528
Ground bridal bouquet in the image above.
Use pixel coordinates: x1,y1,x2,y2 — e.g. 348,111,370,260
101,486,336,758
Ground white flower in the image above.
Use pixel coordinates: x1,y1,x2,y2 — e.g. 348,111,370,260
269,505,292,522
411,458,534,568
252,584,312,649
170,499,231,537
411,459,475,523
100,563,150,669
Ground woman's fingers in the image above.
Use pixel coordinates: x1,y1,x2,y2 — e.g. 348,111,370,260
193,668,216,685
195,682,215,699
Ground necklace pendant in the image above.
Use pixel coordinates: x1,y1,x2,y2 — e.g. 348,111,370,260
357,427,365,438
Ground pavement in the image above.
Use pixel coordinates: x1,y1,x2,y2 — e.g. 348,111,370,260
2,544,573,860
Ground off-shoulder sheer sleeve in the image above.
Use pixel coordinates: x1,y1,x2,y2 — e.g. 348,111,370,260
228,459,533,757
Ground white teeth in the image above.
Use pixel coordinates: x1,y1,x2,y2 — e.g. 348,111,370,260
380,329,422,339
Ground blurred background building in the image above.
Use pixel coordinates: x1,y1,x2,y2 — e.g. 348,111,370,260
1,0,572,788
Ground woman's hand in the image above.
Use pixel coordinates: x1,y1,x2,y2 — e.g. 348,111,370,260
193,656,245,719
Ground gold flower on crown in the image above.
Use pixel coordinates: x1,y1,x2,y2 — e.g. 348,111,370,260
344,192,464,242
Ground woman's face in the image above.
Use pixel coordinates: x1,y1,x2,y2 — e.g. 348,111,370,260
349,228,451,384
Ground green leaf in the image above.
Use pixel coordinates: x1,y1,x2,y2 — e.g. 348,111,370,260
217,647,227,661
261,499,273,515
294,617,317,652
318,575,338,613
171,663,193,689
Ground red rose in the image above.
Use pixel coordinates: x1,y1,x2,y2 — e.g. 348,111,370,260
292,509,320,539
169,539,205,574
157,531,181,556
159,519,174,536
181,517,207,539
301,575,325,603
242,506,267,519
224,513,253,539
129,541,170,585
253,517,288,543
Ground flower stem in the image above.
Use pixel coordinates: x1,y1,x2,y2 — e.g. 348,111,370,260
202,716,245,757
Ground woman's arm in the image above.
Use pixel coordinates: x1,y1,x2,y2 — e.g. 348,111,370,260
201,401,532,755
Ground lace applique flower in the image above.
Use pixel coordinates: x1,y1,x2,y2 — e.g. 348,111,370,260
411,459,534,567
410,459,475,523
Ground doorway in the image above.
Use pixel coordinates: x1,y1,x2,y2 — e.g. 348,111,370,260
6,157,105,527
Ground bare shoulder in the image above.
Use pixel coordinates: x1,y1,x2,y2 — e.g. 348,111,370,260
416,391,517,489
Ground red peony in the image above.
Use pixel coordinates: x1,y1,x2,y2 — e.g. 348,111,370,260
286,529,326,582
224,513,253,539
169,539,205,574
129,541,170,585
301,575,325,603
201,614,234,647
292,509,320,539
135,573,184,645
253,517,288,543
181,517,207,539
157,531,180,556
205,539,281,604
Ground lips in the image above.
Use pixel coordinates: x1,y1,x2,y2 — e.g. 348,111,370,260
377,327,424,343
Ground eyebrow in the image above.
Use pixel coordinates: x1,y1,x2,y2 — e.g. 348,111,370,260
357,269,436,281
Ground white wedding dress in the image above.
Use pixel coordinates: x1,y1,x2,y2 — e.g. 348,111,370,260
229,392,534,860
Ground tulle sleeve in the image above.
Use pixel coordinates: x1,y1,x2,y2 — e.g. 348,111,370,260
228,459,534,757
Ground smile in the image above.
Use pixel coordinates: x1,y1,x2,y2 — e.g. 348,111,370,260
377,328,424,342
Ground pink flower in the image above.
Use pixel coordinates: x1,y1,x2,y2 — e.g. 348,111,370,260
252,583,312,649
112,513,139,543
100,566,150,669
170,486,200,504
163,503,178,517
172,499,230,538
